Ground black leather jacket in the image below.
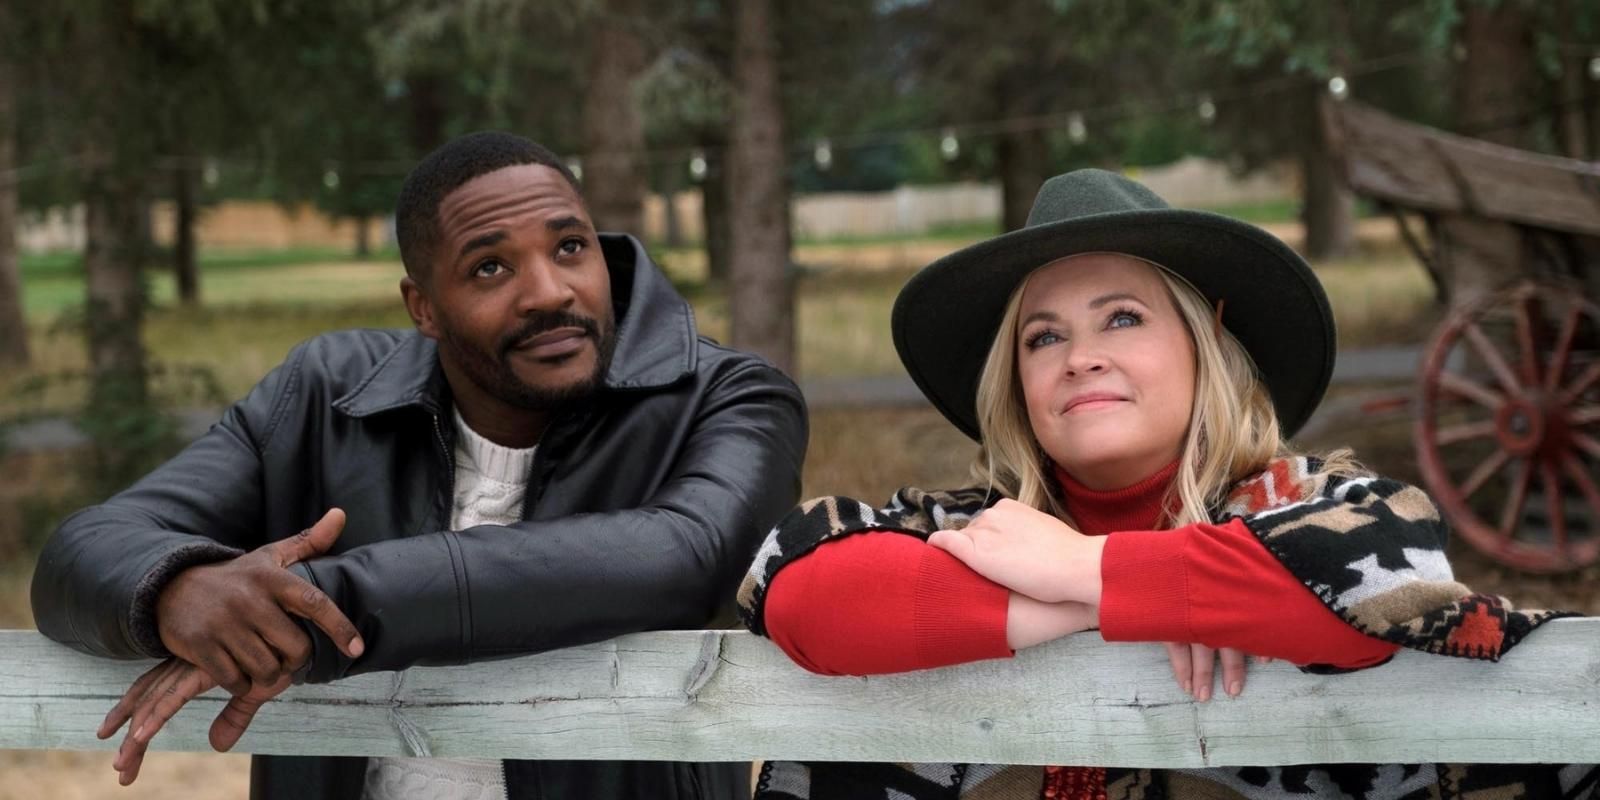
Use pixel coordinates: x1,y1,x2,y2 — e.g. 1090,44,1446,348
31,235,808,799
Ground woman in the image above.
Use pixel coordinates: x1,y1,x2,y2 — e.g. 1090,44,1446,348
736,170,1578,799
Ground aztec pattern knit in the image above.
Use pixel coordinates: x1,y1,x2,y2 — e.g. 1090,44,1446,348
737,456,1588,800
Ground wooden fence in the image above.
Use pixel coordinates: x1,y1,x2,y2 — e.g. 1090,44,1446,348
3,621,1597,766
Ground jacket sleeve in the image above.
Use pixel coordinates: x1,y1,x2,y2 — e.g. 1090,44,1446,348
290,362,808,683
28,347,310,659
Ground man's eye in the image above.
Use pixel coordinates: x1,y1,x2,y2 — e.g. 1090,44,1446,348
558,238,585,256
472,260,506,278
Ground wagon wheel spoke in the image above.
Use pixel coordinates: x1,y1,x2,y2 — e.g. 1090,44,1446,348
1463,322,1526,397
1578,433,1600,460
1498,459,1533,539
1435,419,1498,447
1562,454,1600,534
1564,362,1600,405
1460,449,1511,501
1570,405,1600,427
1439,371,1504,410
1513,295,1542,386
1545,303,1583,393
1540,463,1569,555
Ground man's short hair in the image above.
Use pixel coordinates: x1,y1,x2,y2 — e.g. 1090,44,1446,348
395,132,583,283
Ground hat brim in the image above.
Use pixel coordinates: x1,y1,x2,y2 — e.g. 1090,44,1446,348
891,208,1335,441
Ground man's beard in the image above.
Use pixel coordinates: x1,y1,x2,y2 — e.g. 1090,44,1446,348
440,308,617,412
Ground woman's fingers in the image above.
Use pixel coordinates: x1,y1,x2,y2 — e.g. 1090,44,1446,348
925,529,976,563
1220,647,1247,697
1189,643,1216,702
1163,642,1192,696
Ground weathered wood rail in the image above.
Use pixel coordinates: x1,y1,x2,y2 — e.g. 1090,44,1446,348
3,622,1597,767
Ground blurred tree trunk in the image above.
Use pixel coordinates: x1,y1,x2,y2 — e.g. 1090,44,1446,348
727,0,794,375
1300,87,1356,261
354,217,372,259
660,165,684,248
996,80,1047,232
76,7,150,416
83,162,150,412
701,142,731,282
408,73,447,155
173,159,200,305
1557,0,1590,160
997,128,1048,232
1454,0,1533,148
0,42,27,369
582,0,648,237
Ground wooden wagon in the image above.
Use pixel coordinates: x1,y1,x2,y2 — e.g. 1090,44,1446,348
1321,98,1600,572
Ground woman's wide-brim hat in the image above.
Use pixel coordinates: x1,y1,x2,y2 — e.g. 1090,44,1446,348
891,168,1335,441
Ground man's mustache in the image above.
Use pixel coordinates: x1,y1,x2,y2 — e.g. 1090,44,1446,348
498,311,602,356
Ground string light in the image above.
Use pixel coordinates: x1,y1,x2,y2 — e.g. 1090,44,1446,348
1197,94,1217,124
688,150,708,181
322,169,339,189
1067,112,1087,144
813,139,833,170
1589,55,1600,81
1327,75,1349,100
202,159,220,188
939,128,960,160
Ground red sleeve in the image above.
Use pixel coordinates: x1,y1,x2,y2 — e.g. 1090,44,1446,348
1099,519,1399,669
763,531,1013,675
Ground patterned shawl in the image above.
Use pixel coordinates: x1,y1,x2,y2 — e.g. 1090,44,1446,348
736,457,1586,800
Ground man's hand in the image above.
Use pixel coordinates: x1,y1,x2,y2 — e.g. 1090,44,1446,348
155,508,364,696
927,499,1106,605
98,657,289,786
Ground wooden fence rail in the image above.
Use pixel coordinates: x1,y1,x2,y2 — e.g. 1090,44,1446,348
3,622,1597,767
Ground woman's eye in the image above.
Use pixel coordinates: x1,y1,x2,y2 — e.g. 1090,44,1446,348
1026,331,1062,348
1108,311,1143,329
472,260,506,278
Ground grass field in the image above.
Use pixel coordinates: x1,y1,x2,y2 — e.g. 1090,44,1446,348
3,221,1434,418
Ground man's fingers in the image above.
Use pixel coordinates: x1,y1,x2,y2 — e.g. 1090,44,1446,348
98,661,169,739
1163,642,1192,696
1220,647,1248,698
275,574,364,659
196,650,250,698
209,695,264,752
256,614,314,672
226,632,285,688
272,508,347,568
210,675,288,753
1190,644,1216,702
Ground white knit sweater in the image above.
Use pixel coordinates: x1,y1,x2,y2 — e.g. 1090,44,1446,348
362,409,537,800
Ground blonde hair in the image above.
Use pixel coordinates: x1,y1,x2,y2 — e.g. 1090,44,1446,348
970,257,1355,527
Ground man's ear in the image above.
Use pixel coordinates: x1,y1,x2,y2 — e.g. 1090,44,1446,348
400,276,441,340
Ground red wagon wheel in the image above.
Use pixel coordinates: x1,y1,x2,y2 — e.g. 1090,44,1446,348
1415,282,1600,573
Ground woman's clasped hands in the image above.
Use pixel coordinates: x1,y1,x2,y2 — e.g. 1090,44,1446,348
927,498,1267,701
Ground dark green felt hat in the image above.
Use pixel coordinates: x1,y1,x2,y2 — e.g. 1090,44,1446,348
891,168,1335,441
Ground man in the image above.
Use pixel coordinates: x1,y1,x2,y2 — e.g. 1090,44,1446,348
31,132,808,799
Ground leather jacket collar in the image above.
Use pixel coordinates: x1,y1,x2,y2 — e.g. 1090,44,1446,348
333,234,697,419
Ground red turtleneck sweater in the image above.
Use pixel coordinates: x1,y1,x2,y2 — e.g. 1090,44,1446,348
764,462,1398,675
